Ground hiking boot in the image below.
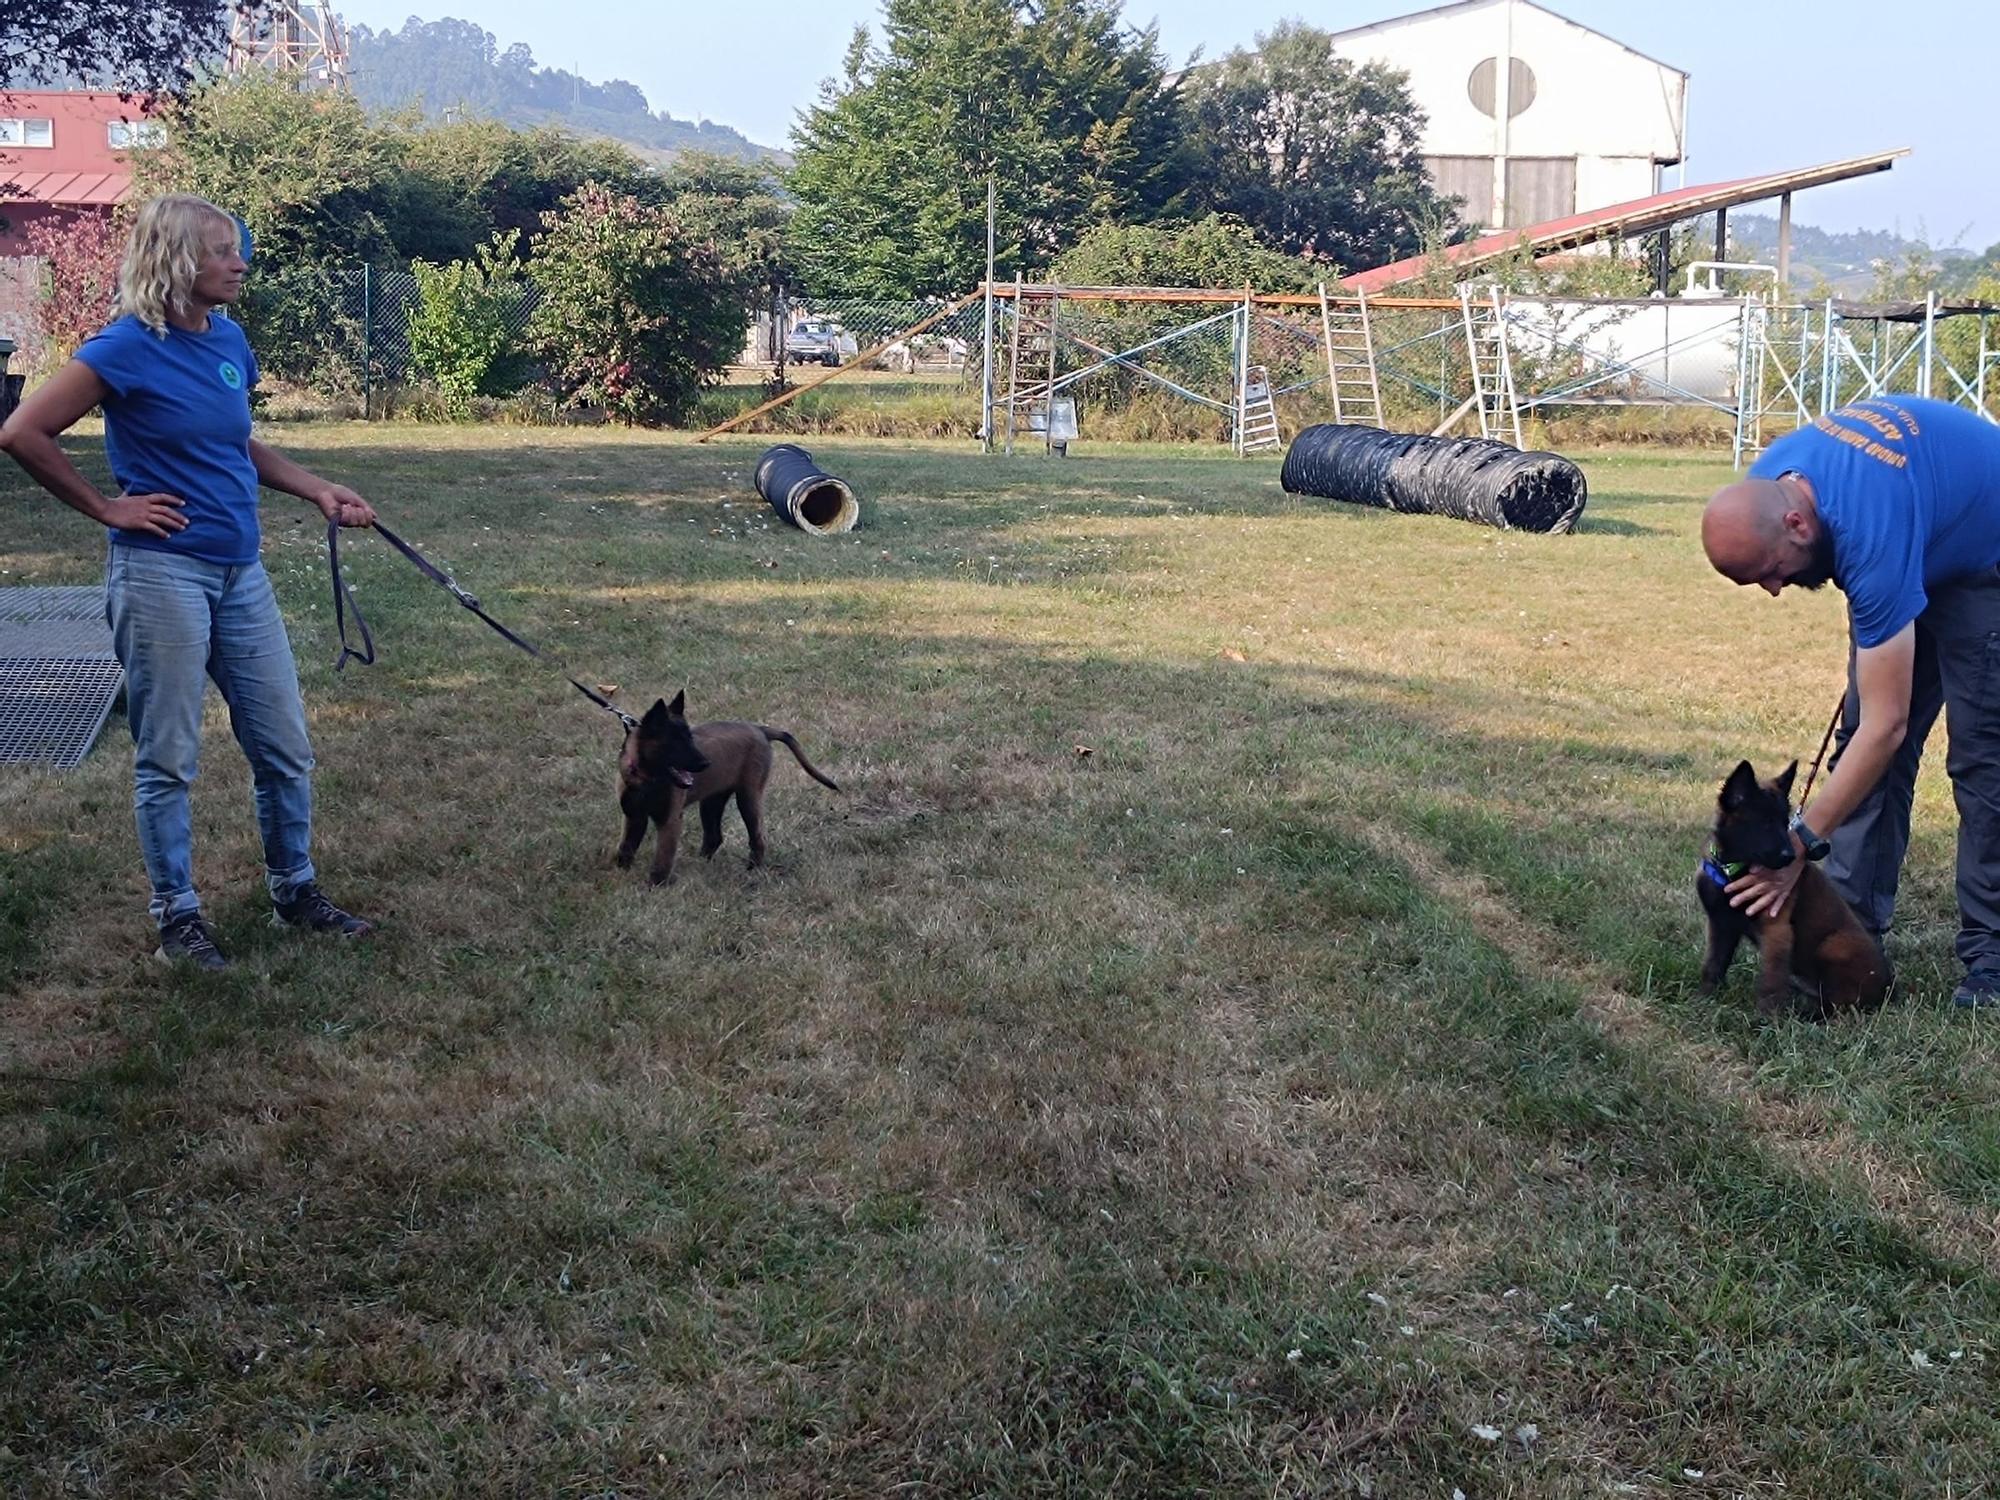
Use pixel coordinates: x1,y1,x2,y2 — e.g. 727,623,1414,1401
156,913,230,972
1952,967,2000,1009
273,883,375,937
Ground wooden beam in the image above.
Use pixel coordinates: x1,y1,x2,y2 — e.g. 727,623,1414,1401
981,282,1464,312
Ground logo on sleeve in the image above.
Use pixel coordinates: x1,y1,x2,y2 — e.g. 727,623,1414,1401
217,360,244,390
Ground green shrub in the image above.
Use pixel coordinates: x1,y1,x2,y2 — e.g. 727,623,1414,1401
406,231,533,419
527,184,753,426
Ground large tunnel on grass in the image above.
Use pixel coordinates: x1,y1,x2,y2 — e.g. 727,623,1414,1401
1280,424,1587,534
755,444,861,534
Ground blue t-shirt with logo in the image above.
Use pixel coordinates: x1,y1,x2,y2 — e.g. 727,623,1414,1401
75,312,263,566
1750,396,2000,648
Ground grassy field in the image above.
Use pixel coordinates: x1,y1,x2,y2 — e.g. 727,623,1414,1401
5,429,2000,1497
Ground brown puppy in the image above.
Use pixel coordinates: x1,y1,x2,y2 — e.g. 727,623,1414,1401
616,690,840,885
1696,759,1891,1020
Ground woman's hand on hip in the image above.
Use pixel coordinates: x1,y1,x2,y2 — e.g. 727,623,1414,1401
314,484,377,528
100,491,188,538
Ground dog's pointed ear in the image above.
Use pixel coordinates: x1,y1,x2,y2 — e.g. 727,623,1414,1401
1774,759,1798,800
1722,760,1758,811
668,688,686,718
641,697,671,730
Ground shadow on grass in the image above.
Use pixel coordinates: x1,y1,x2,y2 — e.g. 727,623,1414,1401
8,435,2000,1493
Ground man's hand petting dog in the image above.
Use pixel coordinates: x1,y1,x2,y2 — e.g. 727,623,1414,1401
1726,835,1806,918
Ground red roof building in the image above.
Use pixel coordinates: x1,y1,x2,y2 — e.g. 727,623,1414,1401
0,91,159,255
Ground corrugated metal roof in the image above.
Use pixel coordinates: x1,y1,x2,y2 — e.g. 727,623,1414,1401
0,169,133,206
1343,149,1909,293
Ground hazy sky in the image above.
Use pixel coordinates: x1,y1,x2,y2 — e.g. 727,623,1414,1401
337,0,1998,248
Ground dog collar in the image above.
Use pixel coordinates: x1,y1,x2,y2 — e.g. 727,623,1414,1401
1701,852,1747,885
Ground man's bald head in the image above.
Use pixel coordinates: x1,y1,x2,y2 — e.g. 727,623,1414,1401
1702,479,1789,579
1701,474,1832,594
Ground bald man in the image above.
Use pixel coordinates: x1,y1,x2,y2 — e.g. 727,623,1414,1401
1702,394,2000,1008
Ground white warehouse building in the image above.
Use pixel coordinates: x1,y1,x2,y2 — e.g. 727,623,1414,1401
1326,0,1689,231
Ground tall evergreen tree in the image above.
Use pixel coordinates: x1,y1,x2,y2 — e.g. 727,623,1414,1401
786,0,1183,297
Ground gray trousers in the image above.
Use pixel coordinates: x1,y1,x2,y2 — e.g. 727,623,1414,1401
1824,565,2000,972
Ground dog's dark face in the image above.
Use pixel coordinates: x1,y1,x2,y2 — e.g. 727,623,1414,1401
622,690,709,791
1714,759,1797,872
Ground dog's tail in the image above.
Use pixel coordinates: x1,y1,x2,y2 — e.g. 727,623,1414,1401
761,727,841,791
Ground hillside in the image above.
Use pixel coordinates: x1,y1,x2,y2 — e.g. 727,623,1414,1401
347,16,787,165
1728,211,1973,295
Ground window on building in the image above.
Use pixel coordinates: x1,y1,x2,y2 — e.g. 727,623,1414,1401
0,118,56,148
107,120,167,149
1468,57,1537,119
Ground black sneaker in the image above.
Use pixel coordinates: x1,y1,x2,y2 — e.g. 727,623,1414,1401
273,883,375,937
1952,968,2000,1009
156,913,230,971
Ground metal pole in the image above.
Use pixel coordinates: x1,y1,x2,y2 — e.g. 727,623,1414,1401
361,263,373,420
1004,274,1023,456
1821,298,1836,414
980,179,996,453
1979,314,1991,417
1732,297,1752,469
1776,192,1792,292
1921,291,1937,400
1234,287,1251,454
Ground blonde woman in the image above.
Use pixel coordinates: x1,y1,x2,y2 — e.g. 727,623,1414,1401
0,194,375,969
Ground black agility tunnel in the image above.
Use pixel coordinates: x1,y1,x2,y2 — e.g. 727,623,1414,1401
754,444,861,534
1280,423,1587,534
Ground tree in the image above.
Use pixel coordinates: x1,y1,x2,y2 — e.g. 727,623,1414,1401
385,117,656,264
142,74,396,265
1053,214,1321,292
14,210,126,370
653,152,792,290
406,231,532,417
786,0,1184,298
2,1,262,96
527,184,754,425
1180,21,1450,271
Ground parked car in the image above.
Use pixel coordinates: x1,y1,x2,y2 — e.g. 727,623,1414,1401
785,319,858,367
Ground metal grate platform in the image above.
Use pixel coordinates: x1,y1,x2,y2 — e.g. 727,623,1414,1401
0,586,123,770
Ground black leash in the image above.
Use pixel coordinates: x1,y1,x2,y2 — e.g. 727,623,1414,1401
1798,690,1845,811
326,518,638,730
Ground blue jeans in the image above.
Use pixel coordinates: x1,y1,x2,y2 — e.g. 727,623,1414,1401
105,546,317,925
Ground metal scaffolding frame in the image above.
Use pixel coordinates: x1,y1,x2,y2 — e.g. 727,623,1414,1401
706,279,1999,460
985,282,1436,455
225,1,353,90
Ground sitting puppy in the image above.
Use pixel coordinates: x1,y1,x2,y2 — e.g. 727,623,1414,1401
1696,759,1890,1020
616,690,840,886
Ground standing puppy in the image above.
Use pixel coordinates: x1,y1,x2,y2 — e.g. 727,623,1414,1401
616,691,840,885
1696,759,1891,1019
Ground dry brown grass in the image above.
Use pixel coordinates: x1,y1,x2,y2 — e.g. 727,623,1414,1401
6,430,2000,1496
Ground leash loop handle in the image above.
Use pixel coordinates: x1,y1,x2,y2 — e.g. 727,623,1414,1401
325,517,638,731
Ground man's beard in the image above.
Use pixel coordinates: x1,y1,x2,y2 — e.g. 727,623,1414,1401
1791,526,1838,590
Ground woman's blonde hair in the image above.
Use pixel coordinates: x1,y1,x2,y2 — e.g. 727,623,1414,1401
115,194,238,336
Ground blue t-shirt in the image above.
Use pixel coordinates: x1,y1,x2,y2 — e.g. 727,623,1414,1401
1751,396,2000,648
75,312,263,566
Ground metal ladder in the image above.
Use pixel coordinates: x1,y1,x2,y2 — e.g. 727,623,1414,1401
1459,282,1523,448
1004,282,1061,454
1319,283,1384,427
1237,363,1282,453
